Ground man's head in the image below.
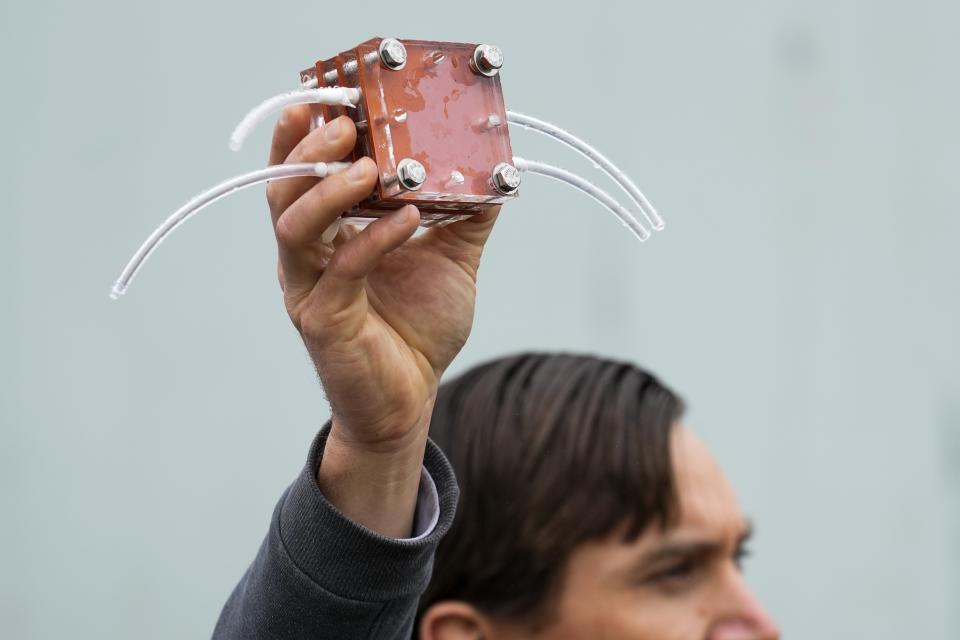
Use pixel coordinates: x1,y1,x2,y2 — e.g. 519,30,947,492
419,353,778,640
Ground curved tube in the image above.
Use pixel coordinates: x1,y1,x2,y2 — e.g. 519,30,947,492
513,156,650,242
110,162,350,299
229,88,361,151
506,111,664,231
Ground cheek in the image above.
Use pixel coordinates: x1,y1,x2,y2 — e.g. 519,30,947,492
547,587,712,640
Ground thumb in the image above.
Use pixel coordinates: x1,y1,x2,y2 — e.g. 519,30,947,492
316,205,421,312
427,206,500,269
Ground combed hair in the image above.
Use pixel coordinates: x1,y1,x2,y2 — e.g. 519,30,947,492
420,352,685,628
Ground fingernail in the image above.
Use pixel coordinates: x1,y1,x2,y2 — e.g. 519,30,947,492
346,160,369,182
393,204,417,224
323,118,344,142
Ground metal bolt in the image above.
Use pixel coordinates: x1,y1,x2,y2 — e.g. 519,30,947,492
491,162,521,194
379,38,407,70
472,44,503,77
397,158,427,190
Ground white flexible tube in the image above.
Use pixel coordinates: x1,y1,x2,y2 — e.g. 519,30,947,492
513,157,650,242
229,88,361,151
110,162,350,299
506,111,664,231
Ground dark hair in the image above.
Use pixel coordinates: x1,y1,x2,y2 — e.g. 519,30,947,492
420,352,685,629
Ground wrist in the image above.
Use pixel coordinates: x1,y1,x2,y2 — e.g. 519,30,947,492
317,398,435,538
327,385,437,454
323,420,430,485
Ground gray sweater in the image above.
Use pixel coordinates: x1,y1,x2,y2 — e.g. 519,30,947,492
213,426,459,639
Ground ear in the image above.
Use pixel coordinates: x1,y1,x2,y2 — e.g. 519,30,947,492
419,600,492,640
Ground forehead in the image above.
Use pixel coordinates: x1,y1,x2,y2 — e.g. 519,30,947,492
668,425,744,537
552,425,749,601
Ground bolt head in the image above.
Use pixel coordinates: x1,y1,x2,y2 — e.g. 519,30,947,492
492,162,521,194
398,158,427,190
379,38,407,70
473,44,503,76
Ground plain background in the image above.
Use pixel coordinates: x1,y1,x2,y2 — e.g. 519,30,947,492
1,0,958,637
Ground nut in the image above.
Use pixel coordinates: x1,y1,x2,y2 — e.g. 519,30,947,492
472,44,503,77
379,38,407,70
397,158,427,190
491,162,521,194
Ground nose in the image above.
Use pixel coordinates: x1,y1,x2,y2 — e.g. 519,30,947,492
708,568,780,640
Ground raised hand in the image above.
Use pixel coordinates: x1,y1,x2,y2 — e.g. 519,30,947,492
267,106,499,536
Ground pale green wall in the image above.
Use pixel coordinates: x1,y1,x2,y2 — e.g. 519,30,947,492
1,0,957,637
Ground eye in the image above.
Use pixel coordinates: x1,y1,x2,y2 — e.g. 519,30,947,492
648,559,699,589
655,560,693,580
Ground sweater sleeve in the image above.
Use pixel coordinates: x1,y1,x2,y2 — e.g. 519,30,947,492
212,424,459,639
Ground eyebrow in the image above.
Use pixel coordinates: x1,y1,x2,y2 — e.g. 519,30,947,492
632,520,754,570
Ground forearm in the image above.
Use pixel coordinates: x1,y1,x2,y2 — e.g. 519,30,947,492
319,406,433,538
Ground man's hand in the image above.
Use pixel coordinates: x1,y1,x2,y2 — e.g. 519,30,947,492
268,107,498,537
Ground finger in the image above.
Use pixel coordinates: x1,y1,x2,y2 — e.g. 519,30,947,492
274,157,380,292
332,221,362,245
427,205,501,265
268,104,312,167
318,206,421,310
267,116,359,223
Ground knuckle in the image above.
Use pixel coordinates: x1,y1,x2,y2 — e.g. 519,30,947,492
277,105,307,135
276,107,294,131
324,249,350,277
266,181,280,207
274,214,300,248
300,303,349,348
